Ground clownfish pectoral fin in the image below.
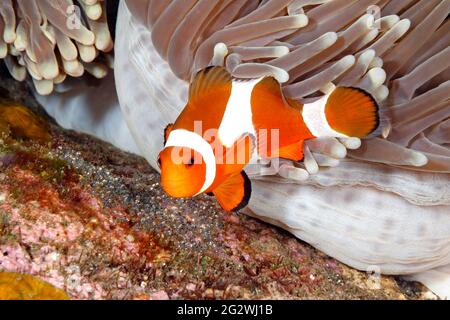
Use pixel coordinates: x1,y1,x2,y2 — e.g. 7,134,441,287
163,123,174,145
212,171,251,212
223,133,256,174
276,140,304,161
325,87,380,138
189,66,232,105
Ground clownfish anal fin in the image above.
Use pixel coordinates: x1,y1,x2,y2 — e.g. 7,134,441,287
277,140,304,161
189,66,232,104
163,123,174,145
212,171,251,212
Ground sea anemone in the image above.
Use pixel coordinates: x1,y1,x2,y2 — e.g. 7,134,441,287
349,0,450,172
120,0,449,178
8,0,450,298
0,0,114,95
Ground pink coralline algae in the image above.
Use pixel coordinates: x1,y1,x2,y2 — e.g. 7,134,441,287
0,150,169,299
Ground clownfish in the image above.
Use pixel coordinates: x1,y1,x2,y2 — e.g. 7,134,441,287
158,66,380,212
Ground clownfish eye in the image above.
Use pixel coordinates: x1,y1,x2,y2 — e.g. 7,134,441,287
186,157,194,167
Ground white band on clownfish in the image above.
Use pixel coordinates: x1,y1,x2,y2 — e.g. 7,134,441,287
302,92,349,138
165,129,216,195
218,78,261,148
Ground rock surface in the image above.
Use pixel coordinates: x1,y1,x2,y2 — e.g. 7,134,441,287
0,70,435,299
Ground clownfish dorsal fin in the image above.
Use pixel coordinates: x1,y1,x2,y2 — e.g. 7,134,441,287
286,97,303,112
212,170,251,212
163,123,174,145
189,66,232,105
255,76,285,103
325,87,380,138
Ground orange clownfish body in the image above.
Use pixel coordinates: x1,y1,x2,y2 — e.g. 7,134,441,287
158,66,380,212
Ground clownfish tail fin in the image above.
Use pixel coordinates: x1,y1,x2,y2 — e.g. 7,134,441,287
324,87,382,138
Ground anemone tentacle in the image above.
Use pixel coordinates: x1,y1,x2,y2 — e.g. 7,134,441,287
0,0,113,95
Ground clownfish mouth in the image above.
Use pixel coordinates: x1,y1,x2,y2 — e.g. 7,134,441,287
158,143,209,198
160,165,204,198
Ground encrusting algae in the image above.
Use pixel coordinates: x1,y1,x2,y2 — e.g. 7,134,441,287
0,272,69,300
0,100,51,142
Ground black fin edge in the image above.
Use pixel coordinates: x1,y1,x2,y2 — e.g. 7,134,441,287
163,123,173,145
191,65,230,82
231,171,252,212
345,86,381,137
191,65,217,79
